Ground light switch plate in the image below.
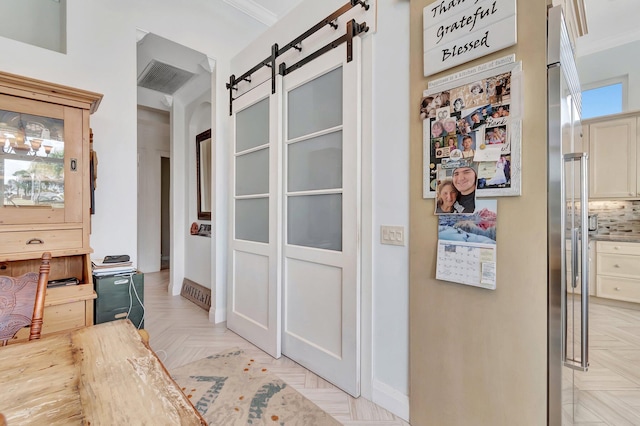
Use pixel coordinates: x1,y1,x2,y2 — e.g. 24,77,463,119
381,225,405,246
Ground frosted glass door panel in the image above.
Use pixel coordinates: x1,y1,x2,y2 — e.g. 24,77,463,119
288,67,342,139
236,98,269,152
235,94,269,243
236,198,269,243
236,148,269,196
288,194,342,251
288,131,342,192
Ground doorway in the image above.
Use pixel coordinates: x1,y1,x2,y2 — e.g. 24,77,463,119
136,32,212,280
161,156,170,270
136,106,170,273
227,41,363,397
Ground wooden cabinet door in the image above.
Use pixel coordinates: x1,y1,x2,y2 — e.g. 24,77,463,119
0,94,85,226
589,116,637,198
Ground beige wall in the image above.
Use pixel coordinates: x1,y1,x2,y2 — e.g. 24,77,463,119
409,1,549,424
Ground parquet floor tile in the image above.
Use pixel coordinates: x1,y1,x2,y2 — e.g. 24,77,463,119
144,270,410,425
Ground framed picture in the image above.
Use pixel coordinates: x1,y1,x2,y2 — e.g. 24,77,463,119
196,129,212,220
197,224,211,238
422,61,522,199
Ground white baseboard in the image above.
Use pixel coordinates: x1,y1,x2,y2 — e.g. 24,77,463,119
213,307,226,324
372,379,410,422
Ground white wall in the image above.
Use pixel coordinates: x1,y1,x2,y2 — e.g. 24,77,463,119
577,39,640,111
370,1,410,417
0,0,265,279
230,0,410,419
184,94,213,291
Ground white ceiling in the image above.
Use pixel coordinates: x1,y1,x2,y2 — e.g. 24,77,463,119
136,32,212,111
222,0,302,26
136,0,303,111
576,0,640,56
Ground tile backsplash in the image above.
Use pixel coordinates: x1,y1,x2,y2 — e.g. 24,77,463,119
589,200,640,235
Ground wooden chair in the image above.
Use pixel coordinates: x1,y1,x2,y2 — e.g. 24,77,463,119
0,252,51,346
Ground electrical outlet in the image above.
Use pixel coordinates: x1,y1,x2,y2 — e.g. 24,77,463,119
380,225,405,246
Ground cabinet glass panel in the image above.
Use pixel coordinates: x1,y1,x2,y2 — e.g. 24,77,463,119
0,109,65,208
288,131,342,192
288,194,342,251
287,67,342,139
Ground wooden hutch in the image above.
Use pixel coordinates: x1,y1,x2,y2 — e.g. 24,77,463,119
0,71,102,342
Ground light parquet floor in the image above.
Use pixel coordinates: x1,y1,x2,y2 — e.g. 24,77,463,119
144,270,410,426
563,299,640,425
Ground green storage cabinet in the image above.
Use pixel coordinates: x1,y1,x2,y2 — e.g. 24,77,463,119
93,272,144,329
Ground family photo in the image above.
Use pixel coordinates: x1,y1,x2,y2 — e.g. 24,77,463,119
478,156,511,188
434,160,478,215
421,67,519,199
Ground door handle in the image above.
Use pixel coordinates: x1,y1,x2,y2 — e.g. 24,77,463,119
572,228,579,288
579,152,589,371
561,152,589,372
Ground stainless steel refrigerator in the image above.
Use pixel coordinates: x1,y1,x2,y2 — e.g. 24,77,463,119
547,5,590,425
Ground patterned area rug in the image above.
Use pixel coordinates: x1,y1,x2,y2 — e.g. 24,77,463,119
171,348,341,425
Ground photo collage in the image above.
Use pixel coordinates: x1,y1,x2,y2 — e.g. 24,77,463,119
422,71,513,215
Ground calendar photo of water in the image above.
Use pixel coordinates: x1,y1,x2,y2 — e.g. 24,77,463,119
435,199,497,289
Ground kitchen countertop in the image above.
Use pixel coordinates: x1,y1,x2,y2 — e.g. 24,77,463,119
589,234,640,243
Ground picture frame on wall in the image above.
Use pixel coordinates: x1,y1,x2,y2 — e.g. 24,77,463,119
422,60,523,199
197,224,212,237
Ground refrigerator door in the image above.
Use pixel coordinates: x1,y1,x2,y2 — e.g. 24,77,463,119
548,5,589,426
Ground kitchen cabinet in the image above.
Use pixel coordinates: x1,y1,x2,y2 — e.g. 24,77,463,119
586,113,640,199
596,241,640,304
0,71,102,342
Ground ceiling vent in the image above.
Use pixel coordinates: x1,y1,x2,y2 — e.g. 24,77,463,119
137,60,195,94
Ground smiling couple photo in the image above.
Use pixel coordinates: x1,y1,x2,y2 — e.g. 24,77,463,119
434,159,477,215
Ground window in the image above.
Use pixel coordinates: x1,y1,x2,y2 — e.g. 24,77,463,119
581,83,623,119
0,0,66,53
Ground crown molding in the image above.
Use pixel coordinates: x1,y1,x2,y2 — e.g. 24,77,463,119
136,28,150,43
161,95,174,108
571,0,588,37
223,0,277,26
200,57,216,73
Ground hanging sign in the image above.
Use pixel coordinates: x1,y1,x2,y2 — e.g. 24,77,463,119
423,0,517,77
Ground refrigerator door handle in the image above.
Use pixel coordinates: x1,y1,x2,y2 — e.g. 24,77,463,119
562,152,589,372
572,227,579,288
579,152,589,371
